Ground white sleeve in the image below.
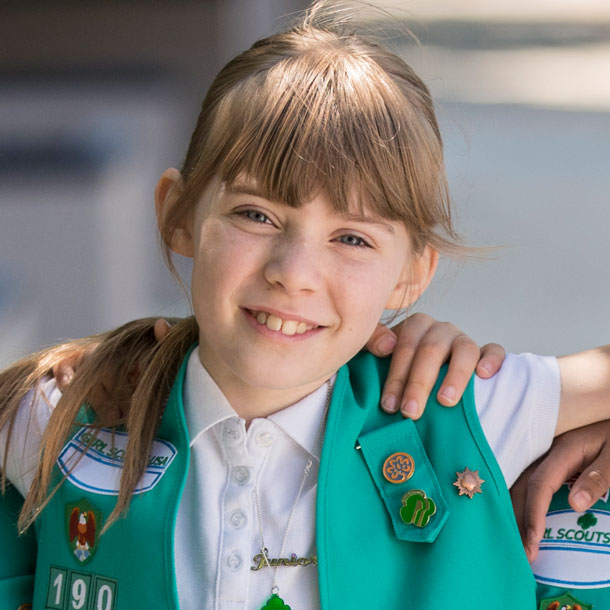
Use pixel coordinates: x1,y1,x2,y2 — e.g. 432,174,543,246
0,377,60,497
474,353,561,488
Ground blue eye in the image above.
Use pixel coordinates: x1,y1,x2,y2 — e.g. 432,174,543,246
338,234,371,248
243,209,271,224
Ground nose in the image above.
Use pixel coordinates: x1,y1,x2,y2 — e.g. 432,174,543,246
263,237,323,294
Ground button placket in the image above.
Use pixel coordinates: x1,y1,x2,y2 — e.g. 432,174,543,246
229,509,247,529
218,418,254,605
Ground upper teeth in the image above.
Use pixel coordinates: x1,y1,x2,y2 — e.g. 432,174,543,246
254,311,314,335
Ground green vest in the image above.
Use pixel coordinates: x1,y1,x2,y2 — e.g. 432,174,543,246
0,484,36,609
4,351,542,608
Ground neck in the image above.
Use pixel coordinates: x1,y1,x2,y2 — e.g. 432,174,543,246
196,345,333,422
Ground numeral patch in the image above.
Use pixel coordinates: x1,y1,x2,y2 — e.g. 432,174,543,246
46,567,117,610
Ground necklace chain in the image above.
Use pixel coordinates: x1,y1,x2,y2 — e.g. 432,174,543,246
253,379,332,598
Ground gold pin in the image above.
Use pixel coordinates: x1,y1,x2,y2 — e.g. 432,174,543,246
453,467,484,498
382,452,415,484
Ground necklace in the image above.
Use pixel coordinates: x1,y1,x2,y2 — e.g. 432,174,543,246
253,379,332,610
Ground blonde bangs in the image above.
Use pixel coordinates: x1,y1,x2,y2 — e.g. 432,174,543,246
184,46,448,248
172,24,459,259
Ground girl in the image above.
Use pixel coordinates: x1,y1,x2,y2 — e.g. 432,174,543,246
1,3,609,608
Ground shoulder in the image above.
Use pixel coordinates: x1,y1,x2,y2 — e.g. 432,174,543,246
0,377,60,496
343,351,451,413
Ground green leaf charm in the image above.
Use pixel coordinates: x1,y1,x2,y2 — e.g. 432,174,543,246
261,593,292,610
577,511,598,530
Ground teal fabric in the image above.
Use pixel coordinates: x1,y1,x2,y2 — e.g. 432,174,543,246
317,352,536,607
0,485,36,609
358,418,450,542
3,349,547,608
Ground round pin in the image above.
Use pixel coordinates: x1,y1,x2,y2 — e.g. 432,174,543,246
382,452,415,484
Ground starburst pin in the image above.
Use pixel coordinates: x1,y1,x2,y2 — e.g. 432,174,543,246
453,467,484,498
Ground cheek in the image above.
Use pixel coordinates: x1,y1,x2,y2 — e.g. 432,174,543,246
190,223,263,308
337,260,405,329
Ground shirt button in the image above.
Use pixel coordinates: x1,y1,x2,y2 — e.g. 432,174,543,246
232,466,251,485
229,510,247,529
223,420,242,440
256,432,274,448
226,552,242,571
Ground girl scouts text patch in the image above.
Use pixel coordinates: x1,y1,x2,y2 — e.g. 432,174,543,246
532,508,610,588
57,427,177,495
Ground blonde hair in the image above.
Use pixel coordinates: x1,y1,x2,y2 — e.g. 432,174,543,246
1,1,460,532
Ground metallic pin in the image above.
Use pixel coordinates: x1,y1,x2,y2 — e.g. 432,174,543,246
382,452,415,484
399,489,436,527
453,467,485,499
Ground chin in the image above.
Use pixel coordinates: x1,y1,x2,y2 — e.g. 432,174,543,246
232,356,331,391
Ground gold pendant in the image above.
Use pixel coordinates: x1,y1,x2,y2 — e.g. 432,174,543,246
251,552,317,571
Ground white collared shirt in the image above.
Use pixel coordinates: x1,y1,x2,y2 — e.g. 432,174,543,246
175,350,330,610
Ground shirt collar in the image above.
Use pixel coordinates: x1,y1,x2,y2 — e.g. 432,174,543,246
183,349,334,458
184,349,236,447
268,377,333,461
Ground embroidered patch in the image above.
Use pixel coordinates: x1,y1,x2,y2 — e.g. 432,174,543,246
65,498,102,564
46,566,117,610
538,592,592,610
532,508,610,588
57,427,177,495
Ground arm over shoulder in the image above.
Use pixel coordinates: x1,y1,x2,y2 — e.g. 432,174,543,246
556,344,610,436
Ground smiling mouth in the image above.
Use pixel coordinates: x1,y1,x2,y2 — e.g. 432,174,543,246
246,309,319,336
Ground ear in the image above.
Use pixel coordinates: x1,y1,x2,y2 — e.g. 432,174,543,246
154,168,194,258
385,246,439,310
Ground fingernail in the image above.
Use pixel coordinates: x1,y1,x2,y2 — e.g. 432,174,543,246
439,385,456,403
478,362,492,376
381,395,398,413
60,374,72,386
375,334,397,355
572,489,592,511
401,399,418,418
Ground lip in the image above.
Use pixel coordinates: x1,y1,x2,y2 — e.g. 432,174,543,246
243,306,323,328
241,307,326,340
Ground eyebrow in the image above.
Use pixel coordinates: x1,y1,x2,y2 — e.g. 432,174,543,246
339,213,396,235
225,184,395,234
224,184,269,199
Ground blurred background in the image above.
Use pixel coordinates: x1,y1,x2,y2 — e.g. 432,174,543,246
0,0,608,366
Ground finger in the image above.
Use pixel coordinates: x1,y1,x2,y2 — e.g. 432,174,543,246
510,461,537,550
365,325,398,357
435,333,480,406
154,319,172,343
380,313,435,414
475,343,506,378
397,321,462,418
519,446,584,561
568,447,610,512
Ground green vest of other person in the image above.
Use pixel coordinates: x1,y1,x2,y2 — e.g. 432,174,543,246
17,349,540,609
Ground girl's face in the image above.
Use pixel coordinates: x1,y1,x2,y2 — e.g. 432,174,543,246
157,171,437,413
